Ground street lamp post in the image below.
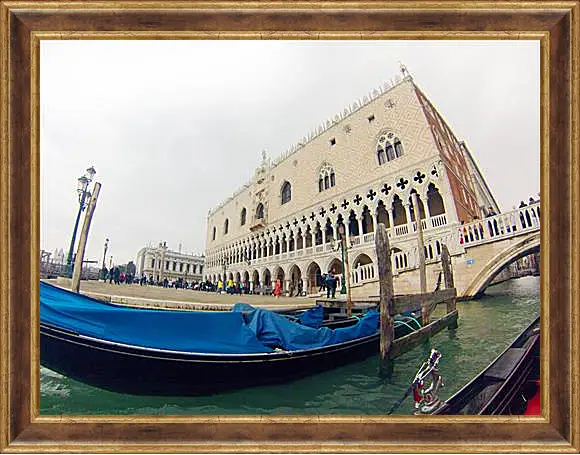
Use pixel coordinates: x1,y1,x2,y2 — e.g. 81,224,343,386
101,238,109,280
66,166,96,276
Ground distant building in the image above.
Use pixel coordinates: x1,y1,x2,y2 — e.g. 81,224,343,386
204,69,499,296
136,242,204,283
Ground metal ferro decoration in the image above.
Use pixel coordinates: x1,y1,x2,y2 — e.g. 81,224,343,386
66,166,96,275
412,348,444,414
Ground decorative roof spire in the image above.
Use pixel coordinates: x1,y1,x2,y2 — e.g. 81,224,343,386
399,61,411,79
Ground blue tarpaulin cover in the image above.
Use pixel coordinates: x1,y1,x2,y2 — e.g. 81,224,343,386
231,303,325,328
40,282,272,354
243,308,379,351
297,305,325,328
232,302,379,351
40,282,379,354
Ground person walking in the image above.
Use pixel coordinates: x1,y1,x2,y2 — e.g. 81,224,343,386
273,279,281,299
319,273,327,293
326,271,337,299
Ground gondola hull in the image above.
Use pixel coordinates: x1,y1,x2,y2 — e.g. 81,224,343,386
41,323,382,396
40,281,419,396
433,316,540,415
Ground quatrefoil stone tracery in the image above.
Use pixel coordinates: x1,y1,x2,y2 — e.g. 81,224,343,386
396,177,409,190
414,171,426,184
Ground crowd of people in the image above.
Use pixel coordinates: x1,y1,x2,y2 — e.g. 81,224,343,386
101,268,216,291
102,266,135,285
107,270,341,299
318,270,338,299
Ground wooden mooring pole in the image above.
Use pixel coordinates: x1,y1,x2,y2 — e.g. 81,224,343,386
71,183,101,293
343,232,353,318
375,223,395,376
441,244,458,329
411,192,428,325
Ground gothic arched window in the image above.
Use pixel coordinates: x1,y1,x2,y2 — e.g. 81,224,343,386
394,138,404,157
240,208,247,226
386,143,395,161
377,132,404,165
224,219,229,235
212,226,216,241
281,181,292,205
256,203,264,219
377,148,386,165
318,163,336,192
427,183,446,216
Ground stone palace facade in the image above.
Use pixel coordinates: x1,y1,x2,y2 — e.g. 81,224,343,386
136,242,204,284
204,69,497,297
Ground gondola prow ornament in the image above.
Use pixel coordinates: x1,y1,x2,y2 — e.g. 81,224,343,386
412,348,444,414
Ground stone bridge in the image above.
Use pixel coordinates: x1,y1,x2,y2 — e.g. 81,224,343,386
349,202,541,300
454,228,540,299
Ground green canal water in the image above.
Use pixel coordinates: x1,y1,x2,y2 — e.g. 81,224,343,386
40,276,540,416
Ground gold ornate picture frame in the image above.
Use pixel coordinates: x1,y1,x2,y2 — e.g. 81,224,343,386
0,1,578,452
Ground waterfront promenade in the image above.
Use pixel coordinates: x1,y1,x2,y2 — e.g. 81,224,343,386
44,278,317,311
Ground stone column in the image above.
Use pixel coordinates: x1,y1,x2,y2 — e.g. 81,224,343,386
405,203,414,232
387,209,394,232
423,192,432,226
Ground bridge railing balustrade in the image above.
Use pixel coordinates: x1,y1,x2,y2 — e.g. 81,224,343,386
460,201,540,247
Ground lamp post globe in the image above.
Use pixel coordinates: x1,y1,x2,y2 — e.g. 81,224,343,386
86,166,96,181
66,166,96,276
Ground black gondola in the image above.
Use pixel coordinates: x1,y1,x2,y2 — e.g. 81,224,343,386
40,281,420,396
432,316,540,415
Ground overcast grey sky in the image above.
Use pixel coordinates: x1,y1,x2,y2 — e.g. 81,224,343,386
40,40,539,266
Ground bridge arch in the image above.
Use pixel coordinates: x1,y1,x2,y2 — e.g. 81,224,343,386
463,232,540,298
